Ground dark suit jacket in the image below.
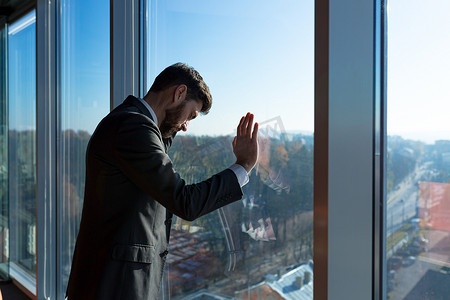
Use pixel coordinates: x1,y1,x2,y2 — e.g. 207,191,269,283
66,96,243,299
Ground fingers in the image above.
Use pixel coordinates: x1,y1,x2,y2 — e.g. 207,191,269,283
253,122,259,141
237,113,257,138
237,116,245,136
241,113,250,136
246,114,254,138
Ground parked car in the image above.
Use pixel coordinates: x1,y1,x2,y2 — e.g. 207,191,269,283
388,256,403,270
402,256,416,267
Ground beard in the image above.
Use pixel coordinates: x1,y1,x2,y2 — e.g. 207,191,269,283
160,101,186,138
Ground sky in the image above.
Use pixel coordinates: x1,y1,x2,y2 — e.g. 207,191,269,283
7,0,450,144
8,11,36,131
60,0,110,133
387,0,450,143
146,0,314,137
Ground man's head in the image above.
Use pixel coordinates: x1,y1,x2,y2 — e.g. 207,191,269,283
145,63,212,137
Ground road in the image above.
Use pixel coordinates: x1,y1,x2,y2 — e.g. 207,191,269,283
386,162,432,236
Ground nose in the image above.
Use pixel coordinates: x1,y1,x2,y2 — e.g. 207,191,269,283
181,120,189,131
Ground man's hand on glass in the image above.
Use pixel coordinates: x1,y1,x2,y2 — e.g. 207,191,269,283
233,113,259,174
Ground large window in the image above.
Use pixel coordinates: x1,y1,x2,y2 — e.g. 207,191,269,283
146,1,314,298
7,10,37,290
59,0,110,297
5,1,449,299
386,0,450,298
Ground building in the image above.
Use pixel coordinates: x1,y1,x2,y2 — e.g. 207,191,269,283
235,262,313,300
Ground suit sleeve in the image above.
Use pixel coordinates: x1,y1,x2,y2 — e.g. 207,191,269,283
113,115,243,221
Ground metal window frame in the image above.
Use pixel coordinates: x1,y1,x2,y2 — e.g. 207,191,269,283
0,16,9,282
36,0,58,298
374,1,388,299
140,0,148,97
314,0,329,298
111,0,141,109
314,1,386,300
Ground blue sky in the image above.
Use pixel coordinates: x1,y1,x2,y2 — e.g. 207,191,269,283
146,0,314,136
387,0,450,143
60,0,110,133
8,11,36,131
7,0,450,143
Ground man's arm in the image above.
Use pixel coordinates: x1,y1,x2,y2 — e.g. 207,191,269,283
112,113,258,221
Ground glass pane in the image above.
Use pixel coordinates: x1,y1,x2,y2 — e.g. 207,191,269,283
7,11,37,279
59,0,110,297
386,1,450,299
0,19,8,279
146,1,314,298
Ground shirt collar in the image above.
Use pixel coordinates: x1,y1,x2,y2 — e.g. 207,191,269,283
138,97,158,125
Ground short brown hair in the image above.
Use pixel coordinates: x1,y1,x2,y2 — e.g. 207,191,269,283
149,63,212,114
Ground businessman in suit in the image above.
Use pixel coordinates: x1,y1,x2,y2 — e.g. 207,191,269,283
66,63,259,299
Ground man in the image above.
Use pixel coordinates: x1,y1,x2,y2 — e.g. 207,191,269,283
66,63,258,299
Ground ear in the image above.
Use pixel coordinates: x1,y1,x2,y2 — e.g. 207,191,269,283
173,84,187,104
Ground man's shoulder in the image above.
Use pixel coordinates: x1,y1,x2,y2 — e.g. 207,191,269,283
89,104,160,146
106,104,158,130
89,97,164,152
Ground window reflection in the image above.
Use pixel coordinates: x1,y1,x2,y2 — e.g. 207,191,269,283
386,1,450,298
7,11,37,279
59,0,110,297
166,130,314,299
146,1,314,298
